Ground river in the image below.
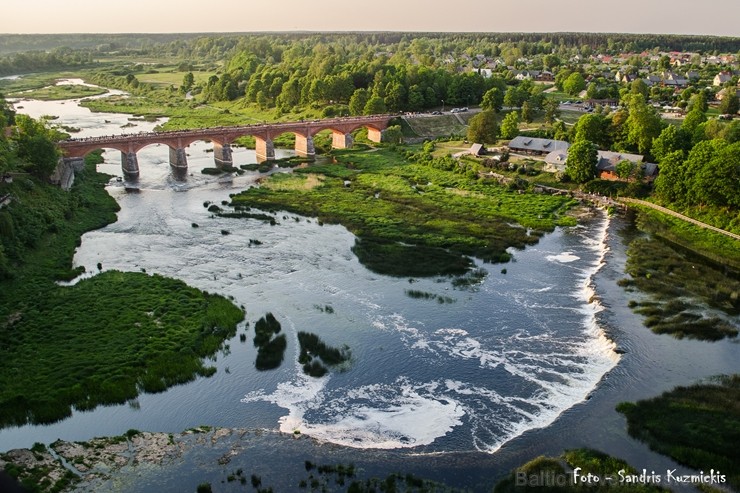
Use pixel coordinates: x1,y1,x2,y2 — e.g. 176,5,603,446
2,80,739,491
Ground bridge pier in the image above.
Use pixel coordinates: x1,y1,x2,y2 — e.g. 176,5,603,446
213,142,233,168
255,137,275,163
367,128,383,143
121,151,140,179
169,147,188,171
295,134,315,159
331,132,354,149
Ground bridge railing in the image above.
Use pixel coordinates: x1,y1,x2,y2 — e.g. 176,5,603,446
60,114,395,144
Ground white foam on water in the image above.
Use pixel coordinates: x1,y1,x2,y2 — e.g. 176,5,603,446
546,251,581,263
242,214,619,454
244,376,464,449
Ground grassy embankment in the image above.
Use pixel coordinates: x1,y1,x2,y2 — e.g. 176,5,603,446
617,207,740,341
617,375,740,491
225,146,577,278
495,448,668,492
0,154,243,428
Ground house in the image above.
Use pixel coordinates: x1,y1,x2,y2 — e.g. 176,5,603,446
685,70,700,81
716,87,740,101
508,136,570,156
596,151,644,180
714,71,733,86
644,75,662,87
661,72,689,88
536,71,554,82
515,70,540,81
544,150,569,173
542,149,656,181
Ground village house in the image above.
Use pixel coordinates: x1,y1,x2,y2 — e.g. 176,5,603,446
716,86,740,101
714,71,733,86
544,149,569,173
543,148,658,181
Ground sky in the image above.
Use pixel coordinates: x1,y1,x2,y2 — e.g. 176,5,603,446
2,0,739,36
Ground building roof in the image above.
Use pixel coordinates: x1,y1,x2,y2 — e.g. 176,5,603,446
544,150,569,166
596,150,643,171
469,143,484,156
508,136,570,154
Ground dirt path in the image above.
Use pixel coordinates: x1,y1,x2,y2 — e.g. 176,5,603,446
617,197,740,241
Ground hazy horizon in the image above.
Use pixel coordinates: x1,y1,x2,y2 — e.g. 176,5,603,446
2,0,739,37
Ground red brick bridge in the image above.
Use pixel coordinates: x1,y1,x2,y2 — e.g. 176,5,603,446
58,115,393,178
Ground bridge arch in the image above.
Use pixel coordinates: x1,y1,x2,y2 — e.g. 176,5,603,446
57,115,393,180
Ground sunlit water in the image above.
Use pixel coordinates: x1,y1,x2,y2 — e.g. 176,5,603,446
3,82,738,491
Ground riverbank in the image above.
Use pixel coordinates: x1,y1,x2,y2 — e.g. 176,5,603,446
0,156,244,429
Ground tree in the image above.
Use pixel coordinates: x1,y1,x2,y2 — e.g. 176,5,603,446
500,111,520,139
363,95,386,115
520,101,533,124
563,72,586,96
653,151,688,203
681,108,707,136
573,113,609,148
566,139,598,183
615,160,635,180
349,88,369,116
504,86,527,108
12,115,61,180
688,92,708,113
719,92,739,116
383,125,404,145
467,110,498,145
624,94,663,156
181,72,194,93
690,140,739,207
0,92,15,126
543,98,561,125
629,79,649,99
553,121,569,141
481,87,503,112
407,85,425,111
651,125,691,162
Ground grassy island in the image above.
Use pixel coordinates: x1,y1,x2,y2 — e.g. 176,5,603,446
495,449,668,492
0,157,244,428
226,146,576,277
619,235,739,341
9,83,108,101
616,375,740,490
